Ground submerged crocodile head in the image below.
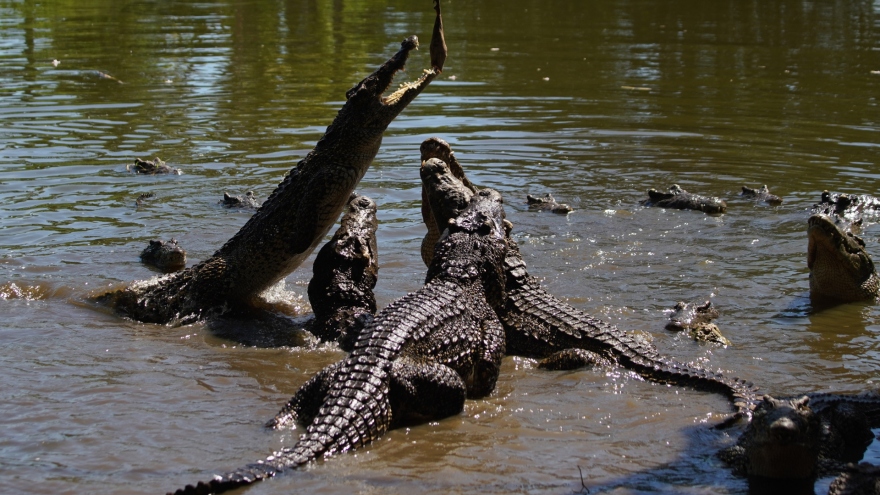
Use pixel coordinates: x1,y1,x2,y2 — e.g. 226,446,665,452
140,238,186,272
742,395,821,480
318,35,440,157
807,213,879,302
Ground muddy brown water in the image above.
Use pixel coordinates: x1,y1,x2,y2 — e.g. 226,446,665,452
1,1,879,494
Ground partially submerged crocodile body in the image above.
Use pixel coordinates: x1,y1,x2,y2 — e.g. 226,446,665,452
741,185,783,206
128,157,181,175
526,193,573,214
419,138,758,423
140,238,187,272
220,191,260,209
719,393,880,494
98,17,445,325
306,193,378,350
642,184,727,214
830,463,880,495
807,213,879,303
665,300,731,346
171,187,510,495
815,191,880,229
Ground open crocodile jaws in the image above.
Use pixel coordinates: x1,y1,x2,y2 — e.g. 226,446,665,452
101,29,444,324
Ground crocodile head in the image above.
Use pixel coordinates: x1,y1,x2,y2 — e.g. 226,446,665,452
807,214,879,302
423,160,509,308
140,238,186,272
322,14,445,152
743,395,821,480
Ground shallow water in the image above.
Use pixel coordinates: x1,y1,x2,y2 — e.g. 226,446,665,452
1,0,879,494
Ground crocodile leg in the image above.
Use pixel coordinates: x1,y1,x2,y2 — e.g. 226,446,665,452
265,361,342,429
390,358,467,424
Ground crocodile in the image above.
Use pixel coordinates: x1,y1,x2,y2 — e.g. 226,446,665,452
140,238,187,272
220,191,260,209
306,193,378,350
719,393,880,493
170,187,510,495
814,191,880,229
418,139,758,423
641,184,727,214
135,192,155,208
830,463,880,495
665,300,731,346
808,214,879,302
526,193,573,214
127,157,182,175
96,8,446,325
740,185,783,206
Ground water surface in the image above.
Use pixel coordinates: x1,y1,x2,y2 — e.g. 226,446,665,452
2,1,880,493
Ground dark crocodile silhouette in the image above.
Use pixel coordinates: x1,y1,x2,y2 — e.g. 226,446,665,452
830,462,880,495
526,193,573,214
127,157,181,175
642,184,727,214
306,193,379,350
665,300,730,345
220,191,260,209
140,238,187,272
97,14,446,325
170,187,510,495
418,138,758,424
719,393,880,494
740,185,783,206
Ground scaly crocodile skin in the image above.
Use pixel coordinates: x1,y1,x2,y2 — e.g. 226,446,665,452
169,188,510,495
419,138,758,422
99,23,444,325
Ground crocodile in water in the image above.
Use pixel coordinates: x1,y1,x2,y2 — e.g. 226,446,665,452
140,238,186,273
306,193,379,350
419,138,758,423
169,187,510,495
220,191,260,209
526,193,573,214
808,213,879,303
642,184,727,214
665,300,731,346
740,185,783,206
97,11,446,325
719,393,880,494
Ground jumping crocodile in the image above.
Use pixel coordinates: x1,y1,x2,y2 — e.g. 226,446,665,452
526,193,573,214
740,185,783,206
719,393,880,494
127,157,182,175
642,184,727,214
306,193,379,350
665,300,731,346
97,11,446,325
220,191,260,209
140,238,187,272
808,213,879,303
170,188,510,495
418,138,758,423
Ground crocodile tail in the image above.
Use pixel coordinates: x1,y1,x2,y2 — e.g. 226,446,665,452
169,355,393,494
500,240,759,420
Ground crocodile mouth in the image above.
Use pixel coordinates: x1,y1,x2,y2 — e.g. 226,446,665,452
807,214,865,269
